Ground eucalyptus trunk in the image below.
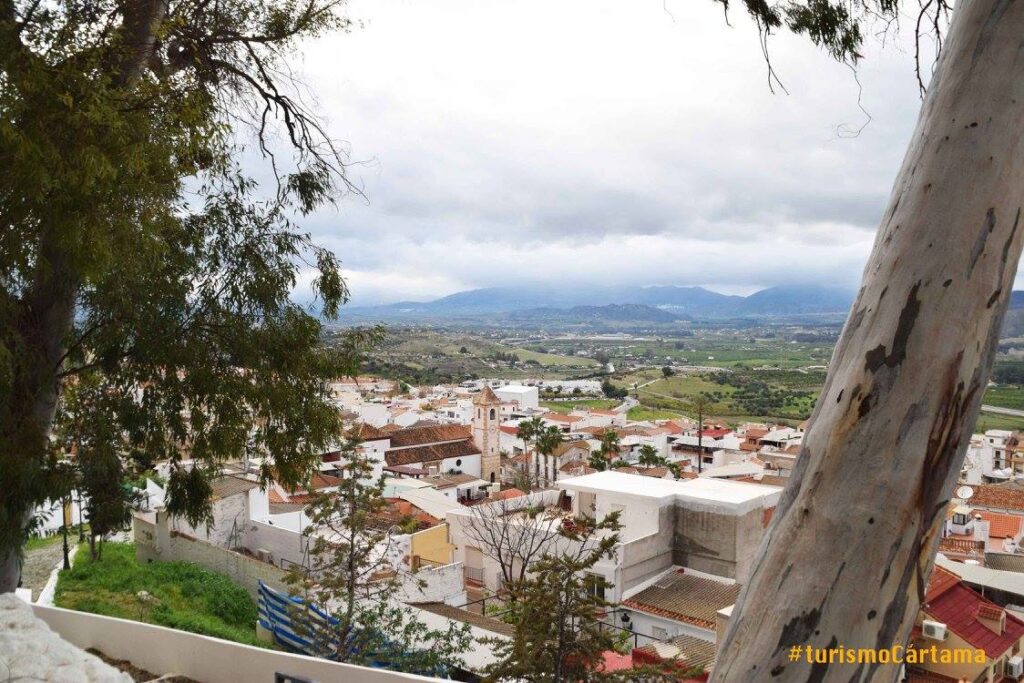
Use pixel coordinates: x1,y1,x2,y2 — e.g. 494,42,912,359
713,0,1024,680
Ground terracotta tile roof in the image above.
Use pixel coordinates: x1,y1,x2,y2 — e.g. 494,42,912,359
614,466,641,474
349,422,389,441
560,459,597,475
577,426,607,436
386,424,473,448
385,439,480,467
544,412,583,423
591,409,620,417
697,428,732,439
622,569,740,630
308,473,341,491
926,566,960,602
473,386,501,406
422,472,484,489
493,488,526,501
632,633,717,672
640,467,670,478
499,425,520,436
384,464,430,476
553,441,591,457
210,475,260,501
745,428,769,439
961,483,1024,512
977,510,1024,538
924,578,1024,657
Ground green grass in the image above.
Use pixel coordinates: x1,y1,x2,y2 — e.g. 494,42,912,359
974,412,1024,432
626,406,685,421
540,399,619,413
984,385,1024,411
25,531,67,552
55,542,264,647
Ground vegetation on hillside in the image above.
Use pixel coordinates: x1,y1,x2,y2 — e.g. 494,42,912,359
55,543,263,646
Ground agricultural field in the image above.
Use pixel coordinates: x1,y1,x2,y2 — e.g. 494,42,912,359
539,399,619,413
355,326,1024,434
356,329,601,385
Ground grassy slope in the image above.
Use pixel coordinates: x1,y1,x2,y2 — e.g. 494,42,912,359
540,399,619,413
55,542,264,646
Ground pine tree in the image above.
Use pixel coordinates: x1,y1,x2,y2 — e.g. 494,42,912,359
289,437,471,676
485,511,623,682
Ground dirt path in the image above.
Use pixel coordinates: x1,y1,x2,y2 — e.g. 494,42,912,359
21,537,68,601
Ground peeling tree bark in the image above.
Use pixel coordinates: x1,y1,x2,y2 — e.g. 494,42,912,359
712,1,1024,681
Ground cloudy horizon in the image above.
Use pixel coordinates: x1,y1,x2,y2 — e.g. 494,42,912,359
280,0,976,307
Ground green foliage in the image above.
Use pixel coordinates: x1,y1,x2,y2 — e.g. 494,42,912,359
289,439,472,674
54,542,263,646
601,380,627,400
0,0,363,571
485,512,622,682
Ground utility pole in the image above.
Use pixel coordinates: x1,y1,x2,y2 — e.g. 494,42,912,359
61,497,71,570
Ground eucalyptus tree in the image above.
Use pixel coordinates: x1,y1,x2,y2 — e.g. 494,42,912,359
696,0,1024,680
0,0,374,591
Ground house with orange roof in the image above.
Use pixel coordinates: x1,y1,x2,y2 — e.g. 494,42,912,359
906,565,1024,682
945,504,1024,553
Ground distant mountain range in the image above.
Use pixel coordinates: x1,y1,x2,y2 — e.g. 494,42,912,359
345,284,859,322
341,284,1024,326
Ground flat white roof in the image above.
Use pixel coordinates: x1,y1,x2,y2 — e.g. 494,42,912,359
556,470,781,514
495,385,536,394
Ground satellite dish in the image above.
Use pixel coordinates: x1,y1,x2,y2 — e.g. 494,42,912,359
956,485,975,500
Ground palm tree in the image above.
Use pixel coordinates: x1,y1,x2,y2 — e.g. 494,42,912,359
637,444,665,469
516,416,546,484
587,429,620,472
535,425,565,486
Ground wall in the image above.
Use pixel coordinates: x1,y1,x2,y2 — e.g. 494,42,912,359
244,519,310,570
135,514,290,599
619,506,675,596
397,561,466,606
32,603,438,683
410,524,454,566
623,608,714,643
672,507,739,579
170,493,249,548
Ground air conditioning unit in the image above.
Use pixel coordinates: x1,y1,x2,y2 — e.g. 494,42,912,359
256,548,274,564
922,620,947,641
1009,656,1024,678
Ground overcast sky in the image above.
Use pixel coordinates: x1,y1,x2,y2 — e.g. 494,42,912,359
284,0,955,305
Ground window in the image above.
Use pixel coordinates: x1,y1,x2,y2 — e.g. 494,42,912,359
455,458,462,466
587,575,606,600
952,512,969,525
489,408,496,419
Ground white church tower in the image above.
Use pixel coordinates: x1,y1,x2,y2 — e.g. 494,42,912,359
473,386,502,483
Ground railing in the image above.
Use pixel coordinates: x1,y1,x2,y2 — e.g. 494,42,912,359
464,566,484,583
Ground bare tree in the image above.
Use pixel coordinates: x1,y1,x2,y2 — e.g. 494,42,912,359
461,494,563,588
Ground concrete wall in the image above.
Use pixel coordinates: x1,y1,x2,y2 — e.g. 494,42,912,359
410,524,453,566
619,506,675,595
397,561,466,606
135,514,290,599
672,505,768,582
244,519,310,570
672,507,739,579
32,603,437,683
170,493,249,548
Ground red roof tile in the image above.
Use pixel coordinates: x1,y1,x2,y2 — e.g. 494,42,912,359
976,510,1024,538
924,577,1024,657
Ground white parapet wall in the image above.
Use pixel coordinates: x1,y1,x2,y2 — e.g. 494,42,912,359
31,603,442,683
